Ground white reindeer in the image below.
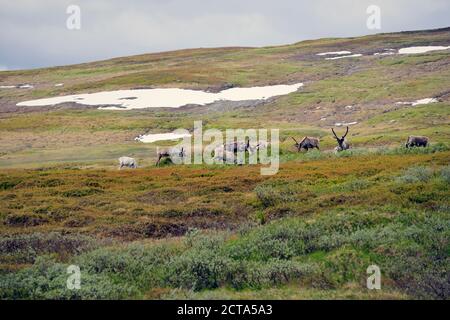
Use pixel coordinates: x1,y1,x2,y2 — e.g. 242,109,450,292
118,156,137,169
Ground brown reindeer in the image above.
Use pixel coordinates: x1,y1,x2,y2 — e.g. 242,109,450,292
156,147,185,166
405,136,429,148
292,136,320,152
332,126,350,152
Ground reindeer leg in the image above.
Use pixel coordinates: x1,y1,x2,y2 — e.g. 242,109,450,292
156,155,161,166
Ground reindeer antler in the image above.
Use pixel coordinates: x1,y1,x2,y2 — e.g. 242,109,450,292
343,126,349,139
291,137,299,144
331,128,339,140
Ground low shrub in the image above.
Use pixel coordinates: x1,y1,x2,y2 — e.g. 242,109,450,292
3,214,48,227
334,148,370,158
397,166,434,183
334,178,372,192
439,165,450,184
163,249,232,291
254,182,314,207
61,188,103,197
0,232,106,264
322,247,371,287
383,252,450,299
0,256,138,299
1,209,448,299
0,178,21,190
383,143,449,155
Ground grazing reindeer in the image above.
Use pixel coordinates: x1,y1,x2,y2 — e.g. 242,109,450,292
248,141,269,154
224,140,251,153
332,126,350,152
405,136,429,148
118,156,137,169
214,146,239,164
214,139,254,164
156,147,185,166
292,136,320,152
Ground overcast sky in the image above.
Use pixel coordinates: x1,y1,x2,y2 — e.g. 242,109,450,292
1,0,449,70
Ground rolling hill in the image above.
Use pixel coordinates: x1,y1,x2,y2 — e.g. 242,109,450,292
0,27,449,300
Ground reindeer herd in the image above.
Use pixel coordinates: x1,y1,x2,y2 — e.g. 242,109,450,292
290,126,350,153
290,127,428,155
118,127,430,169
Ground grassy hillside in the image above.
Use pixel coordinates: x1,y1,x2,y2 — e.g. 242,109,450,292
0,28,449,299
1,28,450,167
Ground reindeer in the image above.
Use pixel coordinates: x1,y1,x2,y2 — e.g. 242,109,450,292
214,139,255,164
156,147,185,166
292,136,320,152
248,141,269,154
214,146,240,164
332,126,350,152
118,156,137,169
224,140,251,153
405,136,429,148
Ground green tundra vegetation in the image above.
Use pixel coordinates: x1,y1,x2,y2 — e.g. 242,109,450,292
0,28,449,299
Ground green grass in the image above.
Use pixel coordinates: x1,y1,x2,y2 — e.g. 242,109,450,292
0,152,449,299
0,28,450,300
0,31,450,167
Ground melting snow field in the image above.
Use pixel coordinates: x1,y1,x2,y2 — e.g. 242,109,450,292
325,54,362,60
335,121,358,127
318,45,450,60
17,83,304,110
0,84,34,89
398,46,450,54
135,132,192,143
317,51,352,56
396,98,438,106
316,50,362,60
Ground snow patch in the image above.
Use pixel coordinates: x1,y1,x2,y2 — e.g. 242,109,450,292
335,121,358,127
325,54,362,60
17,83,304,110
398,46,450,54
136,132,192,143
317,51,352,56
18,84,34,89
1,84,34,89
395,98,438,106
